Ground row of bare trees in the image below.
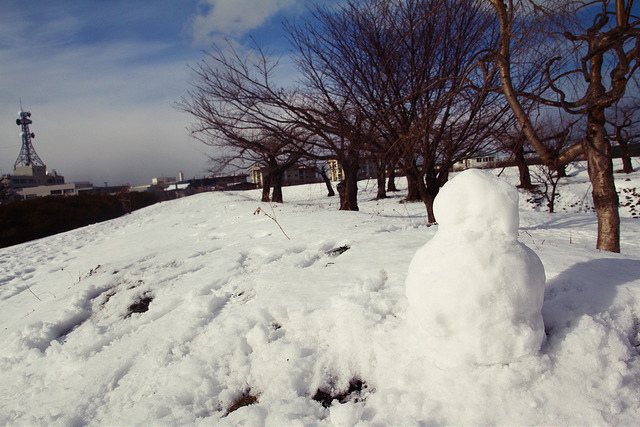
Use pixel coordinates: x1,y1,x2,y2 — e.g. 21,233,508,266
179,0,513,216
179,0,639,252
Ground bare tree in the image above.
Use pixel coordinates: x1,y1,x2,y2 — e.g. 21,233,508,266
488,0,640,253
533,116,584,212
286,5,386,211
531,163,563,213
178,43,306,203
289,0,509,222
388,0,509,223
607,95,639,173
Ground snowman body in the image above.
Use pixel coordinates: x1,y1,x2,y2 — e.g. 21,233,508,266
405,169,545,366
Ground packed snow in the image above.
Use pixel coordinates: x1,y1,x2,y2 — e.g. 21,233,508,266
1,161,640,426
406,169,546,367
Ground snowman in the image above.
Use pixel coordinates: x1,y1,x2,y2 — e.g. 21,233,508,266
405,169,546,367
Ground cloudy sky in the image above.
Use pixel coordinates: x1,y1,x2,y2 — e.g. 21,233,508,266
0,0,318,186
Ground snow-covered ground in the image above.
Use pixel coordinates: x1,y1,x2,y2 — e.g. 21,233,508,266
1,161,639,426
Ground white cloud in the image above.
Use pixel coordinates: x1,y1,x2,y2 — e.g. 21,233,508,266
0,36,206,185
189,0,300,45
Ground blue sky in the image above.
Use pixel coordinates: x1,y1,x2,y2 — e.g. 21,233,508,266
0,0,316,186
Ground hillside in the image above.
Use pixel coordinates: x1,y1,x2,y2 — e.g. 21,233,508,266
1,162,639,426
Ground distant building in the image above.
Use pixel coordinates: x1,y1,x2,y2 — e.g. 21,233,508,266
249,166,264,187
326,160,343,182
325,158,377,182
2,108,94,199
451,152,537,172
453,155,497,171
18,182,93,199
151,176,177,186
452,152,511,171
6,166,65,189
249,164,321,187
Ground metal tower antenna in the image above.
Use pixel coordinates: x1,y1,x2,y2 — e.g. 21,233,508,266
14,108,45,168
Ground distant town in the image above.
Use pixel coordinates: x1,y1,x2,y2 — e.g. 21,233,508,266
0,109,384,203
0,109,341,202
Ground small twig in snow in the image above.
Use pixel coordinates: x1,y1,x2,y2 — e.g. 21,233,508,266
20,277,56,301
254,203,290,240
21,277,41,301
522,230,540,250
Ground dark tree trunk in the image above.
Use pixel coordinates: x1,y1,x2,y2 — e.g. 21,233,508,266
620,142,633,173
376,163,387,200
387,167,398,192
423,170,441,224
615,131,634,173
261,173,271,202
489,0,627,253
549,178,559,213
406,162,437,223
514,144,534,189
319,167,335,196
339,157,360,211
405,166,422,202
424,192,436,224
556,165,567,178
271,169,284,203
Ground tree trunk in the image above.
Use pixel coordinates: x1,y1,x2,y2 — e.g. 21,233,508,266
423,171,441,224
405,165,422,202
387,167,398,192
271,169,284,203
514,144,534,189
586,108,620,252
556,165,567,178
543,173,560,214
615,131,634,173
620,142,633,173
261,173,271,202
424,192,436,224
406,162,437,223
340,160,360,211
376,163,387,200
339,157,360,211
319,167,335,196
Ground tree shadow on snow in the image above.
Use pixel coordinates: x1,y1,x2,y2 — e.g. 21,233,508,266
520,215,596,233
542,257,640,336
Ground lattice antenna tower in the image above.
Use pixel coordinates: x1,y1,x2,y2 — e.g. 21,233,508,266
14,107,45,168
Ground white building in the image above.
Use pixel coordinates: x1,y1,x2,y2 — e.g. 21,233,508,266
17,182,93,199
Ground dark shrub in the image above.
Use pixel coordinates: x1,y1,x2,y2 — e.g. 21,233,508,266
0,192,159,248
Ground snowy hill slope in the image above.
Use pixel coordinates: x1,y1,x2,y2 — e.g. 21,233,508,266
1,163,639,426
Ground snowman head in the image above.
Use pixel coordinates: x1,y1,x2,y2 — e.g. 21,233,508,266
434,169,519,239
